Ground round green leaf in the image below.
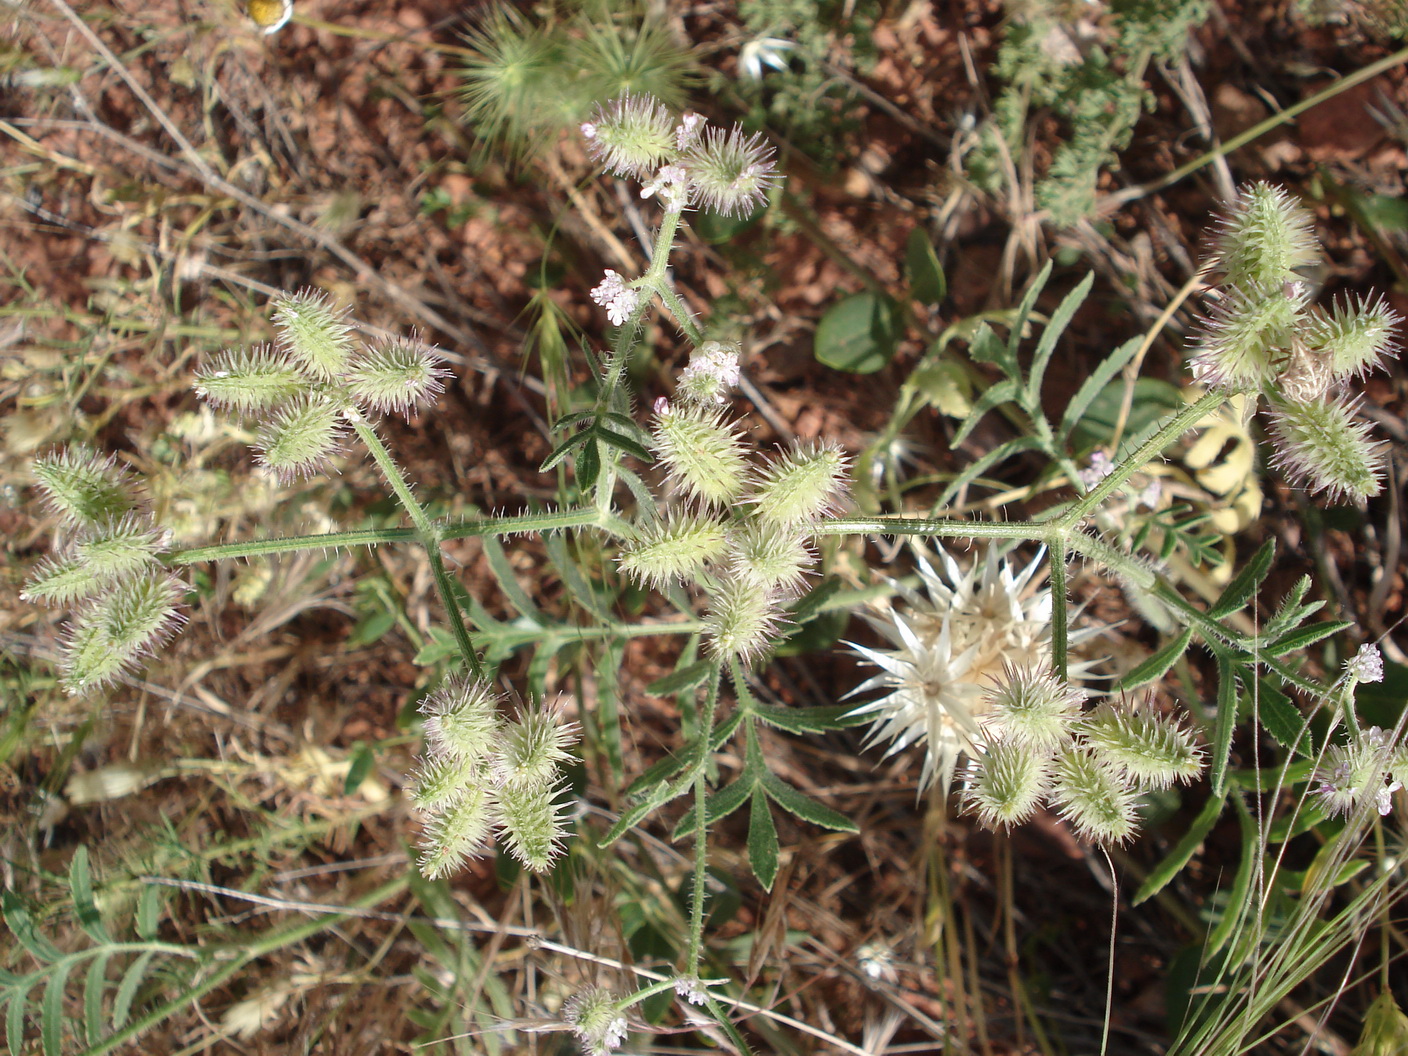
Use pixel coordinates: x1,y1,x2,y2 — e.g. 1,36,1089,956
814,292,900,374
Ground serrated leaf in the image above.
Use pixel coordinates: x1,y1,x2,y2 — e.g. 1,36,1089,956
646,660,714,697
1057,336,1141,445
1006,260,1053,365
42,958,74,1056
951,378,1021,447
747,790,779,891
1114,627,1194,692
576,437,602,493
675,778,756,840
1265,620,1353,658
814,292,900,374
9,985,30,1056
1210,653,1238,797
762,774,857,832
3,891,61,964
538,429,589,474
69,846,111,946
966,321,1008,368
83,951,113,1046
752,704,854,735
1027,271,1092,408
112,949,156,1031
135,885,162,942
1245,669,1312,757
1208,540,1275,620
904,228,947,304
595,427,654,463
1132,790,1226,905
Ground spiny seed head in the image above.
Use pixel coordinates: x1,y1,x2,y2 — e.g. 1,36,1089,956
1083,702,1204,791
962,741,1052,830
32,446,137,528
704,574,786,664
420,677,503,764
72,514,164,582
726,521,815,598
495,699,578,790
61,571,186,695
497,779,572,872
1267,397,1384,503
194,345,309,416
649,401,752,507
581,93,676,179
1209,182,1320,288
417,781,496,880
271,290,356,381
985,663,1086,752
618,511,729,592
677,340,742,406
565,987,628,1056
682,124,780,218
410,753,485,812
1307,294,1402,383
21,557,100,606
749,439,850,527
1189,283,1305,391
255,395,345,481
344,338,448,418
1050,748,1140,845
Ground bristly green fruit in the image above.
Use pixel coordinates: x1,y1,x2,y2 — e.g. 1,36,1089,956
1267,397,1384,503
418,782,496,880
420,677,503,764
704,573,785,664
344,339,448,417
1307,294,1402,383
494,700,578,790
649,401,752,507
1189,282,1306,391
986,664,1085,752
749,440,850,526
255,396,345,480
72,514,164,582
32,445,137,528
681,125,780,218
1083,703,1204,791
61,571,185,694
271,290,356,381
496,780,571,871
618,511,729,591
1050,748,1140,845
582,92,676,179
726,522,814,598
193,346,309,416
1210,182,1320,288
962,741,1052,830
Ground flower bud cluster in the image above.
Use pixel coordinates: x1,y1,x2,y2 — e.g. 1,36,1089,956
410,678,579,879
581,94,780,219
962,676,1204,845
23,447,186,695
617,352,849,665
563,986,628,1056
1190,183,1402,503
195,291,447,479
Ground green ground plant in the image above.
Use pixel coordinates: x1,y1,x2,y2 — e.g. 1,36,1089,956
11,59,1408,1051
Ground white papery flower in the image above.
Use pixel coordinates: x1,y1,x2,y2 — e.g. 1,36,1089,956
590,270,640,326
847,543,1098,794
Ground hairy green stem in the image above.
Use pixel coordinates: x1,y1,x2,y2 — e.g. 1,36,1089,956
348,417,482,679
686,662,723,975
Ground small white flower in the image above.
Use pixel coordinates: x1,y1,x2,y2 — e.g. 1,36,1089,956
673,975,708,1005
739,37,795,83
1346,644,1385,684
1078,450,1115,489
640,163,690,212
678,341,742,404
1376,778,1402,817
590,270,640,327
675,112,704,151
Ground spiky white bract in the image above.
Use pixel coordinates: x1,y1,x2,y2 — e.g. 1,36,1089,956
1083,702,1204,791
750,440,850,527
194,346,308,416
704,573,786,664
271,290,356,381
32,446,137,528
1189,283,1305,391
255,395,345,481
61,571,186,694
1307,294,1402,383
497,779,572,871
986,663,1085,752
1267,397,1384,503
727,521,814,597
1209,182,1319,288
420,677,503,763
649,402,752,507
962,741,1051,830
682,125,780,218
618,511,728,592
495,698,579,790
1050,748,1140,845
847,544,1098,794
418,781,496,880
582,93,675,179
345,339,447,417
